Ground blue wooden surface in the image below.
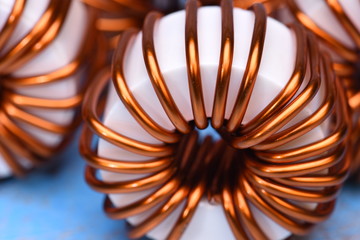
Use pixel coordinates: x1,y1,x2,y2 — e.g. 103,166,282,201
0,132,128,240
1,132,360,240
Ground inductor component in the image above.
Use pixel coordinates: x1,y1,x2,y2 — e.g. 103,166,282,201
0,0,104,178
81,0,350,239
285,0,360,177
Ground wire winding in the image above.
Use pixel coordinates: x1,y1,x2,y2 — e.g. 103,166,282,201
81,0,350,238
0,0,103,177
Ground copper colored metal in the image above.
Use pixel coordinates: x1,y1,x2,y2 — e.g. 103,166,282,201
287,0,359,75
81,0,179,50
286,0,360,177
82,0,149,32
81,0,350,239
201,0,284,13
82,0,284,51
0,1,104,177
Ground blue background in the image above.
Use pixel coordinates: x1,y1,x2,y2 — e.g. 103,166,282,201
1,131,360,240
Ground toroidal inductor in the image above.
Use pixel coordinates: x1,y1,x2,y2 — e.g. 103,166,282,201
0,0,104,178
81,0,350,239
283,0,360,177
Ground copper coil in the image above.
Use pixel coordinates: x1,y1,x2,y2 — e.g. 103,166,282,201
82,0,284,50
286,0,359,77
0,0,105,178
81,0,180,50
345,74,360,179
202,0,284,13
81,0,350,239
285,0,360,177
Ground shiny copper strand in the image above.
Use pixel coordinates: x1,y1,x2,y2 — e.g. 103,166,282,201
287,0,359,71
81,0,350,239
81,0,151,31
0,1,104,177
81,0,284,50
287,0,360,177
81,0,174,50
202,0,284,13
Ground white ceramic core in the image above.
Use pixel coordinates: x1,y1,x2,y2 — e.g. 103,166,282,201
0,0,88,177
99,6,328,240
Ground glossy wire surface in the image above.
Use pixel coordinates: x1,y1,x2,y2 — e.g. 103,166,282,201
0,0,102,177
287,0,360,177
287,0,359,75
201,0,284,13
81,0,180,50
81,0,350,239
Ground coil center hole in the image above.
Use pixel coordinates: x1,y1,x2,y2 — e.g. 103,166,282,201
175,120,243,203
195,120,222,141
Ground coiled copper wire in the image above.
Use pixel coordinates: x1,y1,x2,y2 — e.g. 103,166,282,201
287,0,359,77
202,0,284,13
81,0,350,238
81,0,284,50
0,1,105,177
82,0,152,32
286,0,360,177
81,0,180,50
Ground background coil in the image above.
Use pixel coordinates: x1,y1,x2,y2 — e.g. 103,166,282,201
285,0,360,178
81,0,284,50
0,0,104,178
286,0,359,77
81,0,180,50
81,0,350,239
201,0,284,13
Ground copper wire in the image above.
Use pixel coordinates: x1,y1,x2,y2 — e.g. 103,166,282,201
81,0,350,239
286,0,360,177
81,0,180,50
287,0,359,68
81,0,284,51
201,0,285,13
0,1,104,177
81,0,148,32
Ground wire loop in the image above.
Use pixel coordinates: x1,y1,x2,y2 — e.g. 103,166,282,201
81,1,350,238
0,1,103,177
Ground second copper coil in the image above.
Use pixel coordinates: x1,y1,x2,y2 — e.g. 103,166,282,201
0,1,106,177
286,0,360,178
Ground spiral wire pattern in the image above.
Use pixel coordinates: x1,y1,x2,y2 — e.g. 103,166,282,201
287,0,359,77
0,0,103,177
287,0,360,177
202,0,284,13
81,0,180,50
81,0,284,50
81,0,350,238
82,0,153,32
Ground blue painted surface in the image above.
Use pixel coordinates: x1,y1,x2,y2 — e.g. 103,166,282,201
292,183,360,240
0,132,360,240
0,133,128,240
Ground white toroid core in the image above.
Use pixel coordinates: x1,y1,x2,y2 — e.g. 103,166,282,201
0,0,88,178
99,6,327,240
